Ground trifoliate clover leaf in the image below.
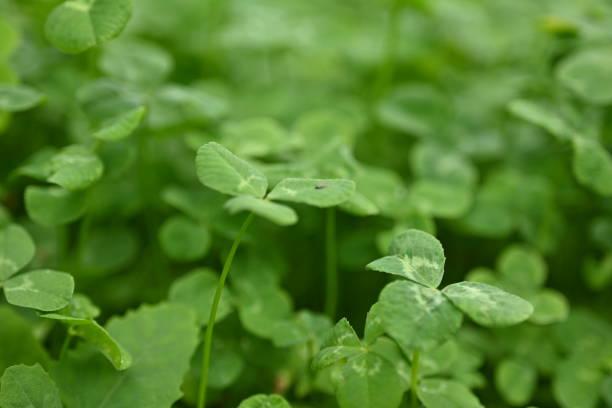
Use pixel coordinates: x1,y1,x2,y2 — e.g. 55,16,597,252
3,269,74,312
196,142,268,198
367,229,445,288
47,146,104,191
25,186,86,227
0,364,62,408
45,0,133,54
93,106,146,141
442,281,533,327
268,178,355,208
237,394,292,408
0,84,43,112
225,196,298,226
0,224,35,281
379,280,462,352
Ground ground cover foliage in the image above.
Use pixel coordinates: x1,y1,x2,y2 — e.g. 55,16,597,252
0,0,612,407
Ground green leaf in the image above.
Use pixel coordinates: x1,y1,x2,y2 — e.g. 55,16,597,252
0,84,43,112
553,357,603,408
62,294,100,319
42,314,132,371
368,229,445,288
528,289,569,325
378,280,462,351
159,216,211,262
238,394,291,408
572,137,612,196
99,39,172,86
268,178,355,208
0,224,35,281
93,106,146,141
508,99,574,141
47,146,104,191
442,281,533,327
221,117,291,158
168,268,232,326
313,319,362,370
409,180,473,218
418,379,484,408
50,303,199,408
196,142,268,198
557,48,612,105
25,186,86,226
497,245,547,292
225,196,298,226
495,358,537,406
3,269,74,312
0,364,62,408
0,307,49,375
336,352,405,408
45,0,133,54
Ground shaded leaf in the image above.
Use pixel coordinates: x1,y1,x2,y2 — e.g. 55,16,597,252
159,216,211,262
495,358,537,406
572,137,612,196
25,186,86,226
0,224,35,281
225,196,298,226
0,84,43,112
557,48,612,105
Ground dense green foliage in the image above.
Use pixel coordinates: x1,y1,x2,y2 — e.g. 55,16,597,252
1,0,612,407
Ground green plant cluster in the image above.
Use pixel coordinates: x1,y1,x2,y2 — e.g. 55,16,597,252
1,0,612,407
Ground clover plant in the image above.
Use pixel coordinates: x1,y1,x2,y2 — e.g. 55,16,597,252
2,0,612,407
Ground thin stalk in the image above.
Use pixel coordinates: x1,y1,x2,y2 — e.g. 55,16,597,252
197,212,254,408
59,333,72,360
324,207,338,319
411,350,420,408
371,0,404,101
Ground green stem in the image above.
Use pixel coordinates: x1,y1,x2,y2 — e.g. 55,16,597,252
197,212,254,408
324,207,338,319
59,333,72,360
372,0,404,101
411,350,420,408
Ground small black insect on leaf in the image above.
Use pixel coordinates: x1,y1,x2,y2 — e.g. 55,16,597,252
314,184,327,190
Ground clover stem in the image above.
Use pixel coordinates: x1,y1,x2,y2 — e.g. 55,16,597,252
59,333,72,360
372,0,404,101
197,212,254,408
324,207,338,319
411,350,420,408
